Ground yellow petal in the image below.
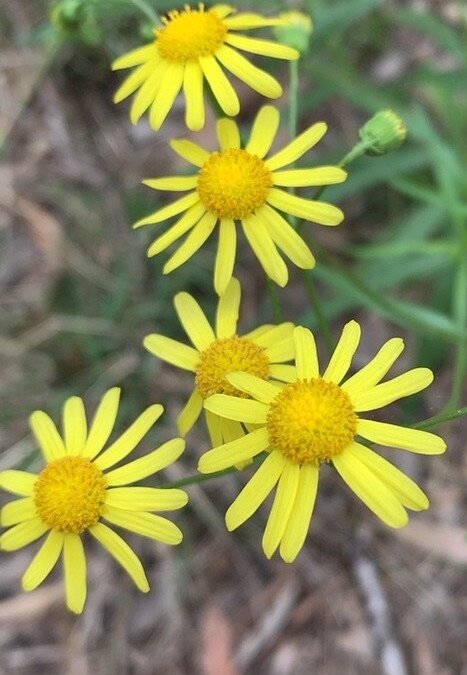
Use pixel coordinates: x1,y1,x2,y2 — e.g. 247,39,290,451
177,389,203,436
62,396,87,456
133,192,200,228
323,320,361,384
29,411,66,461
216,45,282,98
198,427,269,473
333,450,408,527
205,409,223,447
102,506,183,545
183,60,205,131
22,530,64,591
267,188,344,225
149,62,184,130
82,388,121,459
225,451,286,530
242,216,288,287
224,14,285,30
143,176,199,191
351,368,434,412
341,337,405,396
225,373,280,403
0,470,37,496
143,334,199,371
1,497,36,527
89,523,149,592
216,118,240,150
104,486,188,511
214,219,237,296
112,44,157,70
170,138,210,167
174,292,215,351
63,533,87,614
266,122,327,171
268,364,297,382
147,203,206,257
279,465,319,563
211,5,235,20
225,34,299,60
163,211,218,274
216,277,240,338
113,61,155,103
262,461,300,559
204,394,268,423
104,438,185,486
357,419,446,455
258,204,315,268
294,326,319,379
246,105,280,158
250,322,294,348
0,518,47,551
199,55,240,116
130,59,165,124
272,166,347,187
94,404,164,471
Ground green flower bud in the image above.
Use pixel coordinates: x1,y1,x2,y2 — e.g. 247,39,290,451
359,110,408,156
50,0,86,34
273,11,313,55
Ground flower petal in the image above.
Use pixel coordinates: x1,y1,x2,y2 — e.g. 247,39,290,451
112,44,157,70
89,523,149,592
94,404,164,471
294,326,319,379
147,203,206,257
143,334,199,371
216,45,282,98
29,411,66,461
216,277,241,338
266,122,327,171
198,427,269,473
205,409,223,447
258,205,315,268
333,449,408,527
242,216,288,287
149,62,184,130
214,219,237,296
204,394,268,423
323,320,361,384
174,292,215,351
225,451,286,530
268,364,297,382
62,396,87,456
163,211,218,274
22,530,64,591
349,443,429,511
267,188,344,225
134,192,200,228
225,34,299,60
351,368,434,412
177,389,203,436
104,486,188,511
170,138,210,167
216,118,241,150
199,55,240,116
102,507,183,545
262,461,300,559
341,337,405,395
113,61,155,103
0,518,48,551
183,60,205,131
130,58,166,124
63,533,87,614
279,464,319,563
224,14,285,30
82,388,121,459
246,105,280,158
272,166,347,187
0,470,37,496
1,497,36,527
226,372,280,403
104,438,185,486
143,176,199,191
250,322,294,348
357,419,446,455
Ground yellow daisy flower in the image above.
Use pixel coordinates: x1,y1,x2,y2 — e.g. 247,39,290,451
135,105,346,295
143,278,296,445
112,4,299,131
0,389,187,614
199,323,446,562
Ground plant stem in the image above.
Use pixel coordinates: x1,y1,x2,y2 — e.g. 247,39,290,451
414,406,467,431
302,270,334,351
267,279,284,323
127,0,161,24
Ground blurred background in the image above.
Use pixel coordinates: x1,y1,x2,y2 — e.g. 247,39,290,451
0,0,466,673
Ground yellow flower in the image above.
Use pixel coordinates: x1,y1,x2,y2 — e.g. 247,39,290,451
112,4,299,131
0,389,187,614
199,323,446,562
143,278,296,445
135,105,346,295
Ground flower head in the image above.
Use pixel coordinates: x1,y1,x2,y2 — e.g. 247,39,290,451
199,323,446,562
112,4,299,131
273,11,313,54
135,105,346,295
0,389,187,614
143,278,297,445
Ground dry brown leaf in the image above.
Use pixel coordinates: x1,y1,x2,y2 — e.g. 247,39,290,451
0,583,63,623
199,604,239,675
396,521,467,564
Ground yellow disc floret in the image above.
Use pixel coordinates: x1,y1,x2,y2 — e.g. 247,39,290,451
197,149,272,219
156,5,227,63
267,379,358,465
196,336,270,399
34,456,106,533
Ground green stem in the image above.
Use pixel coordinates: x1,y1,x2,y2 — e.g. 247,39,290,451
414,406,467,431
312,139,370,203
267,279,284,323
127,0,161,23
302,270,334,351
289,60,299,145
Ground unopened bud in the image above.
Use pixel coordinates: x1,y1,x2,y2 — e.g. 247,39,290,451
359,110,407,156
50,0,86,34
273,11,313,54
